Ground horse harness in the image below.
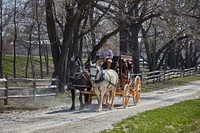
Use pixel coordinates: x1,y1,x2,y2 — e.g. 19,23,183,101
104,71,118,90
67,71,91,89
91,68,118,90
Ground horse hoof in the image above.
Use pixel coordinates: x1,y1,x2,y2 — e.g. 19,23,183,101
79,106,84,110
109,107,114,110
85,104,89,108
96,109,102,112
106,104,110,108
70,107,76,111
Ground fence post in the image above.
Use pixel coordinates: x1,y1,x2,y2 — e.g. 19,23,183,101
163,70,166,81
55,76,59,97
178,69,180,77
168,70,170,80
33,78,36,101
152,72,155,84
182,69,185,77
192,68,195,75
199,66,200,74
4,75,9,105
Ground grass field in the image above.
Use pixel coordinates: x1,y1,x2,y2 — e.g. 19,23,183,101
2,54,53,78
2,55,88,78
142,75,200,92
101,97,200,133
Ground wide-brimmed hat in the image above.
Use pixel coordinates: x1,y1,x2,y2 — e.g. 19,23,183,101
103,41,110,46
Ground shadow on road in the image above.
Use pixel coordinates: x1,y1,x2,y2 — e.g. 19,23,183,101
46,103,125,114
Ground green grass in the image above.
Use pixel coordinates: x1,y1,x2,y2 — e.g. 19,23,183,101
2,54,53,78
2,54,87,78
101,98,200,133
142,75,200,92
82,58,88,63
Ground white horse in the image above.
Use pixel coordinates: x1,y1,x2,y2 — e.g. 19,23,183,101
90,62,118,111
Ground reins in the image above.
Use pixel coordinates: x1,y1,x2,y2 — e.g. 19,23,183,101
104,71,118,89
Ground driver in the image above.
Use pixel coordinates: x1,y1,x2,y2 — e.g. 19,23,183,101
97,41,113,69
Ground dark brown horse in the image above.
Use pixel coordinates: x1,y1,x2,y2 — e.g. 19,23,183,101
67,58,91,110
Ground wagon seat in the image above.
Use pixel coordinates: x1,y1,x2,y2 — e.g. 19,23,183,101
101,56,119,71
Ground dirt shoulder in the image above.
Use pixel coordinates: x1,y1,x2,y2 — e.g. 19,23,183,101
1,81,200,133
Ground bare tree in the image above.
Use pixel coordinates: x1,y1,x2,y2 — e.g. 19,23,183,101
45,0,61,89
25,23,35,78
35,0,43,78
0,0,2,78
138,0,200,71
13,0,17,78
115,0,160,73
0,0,199,80
43,41,49,75
45,0,125,91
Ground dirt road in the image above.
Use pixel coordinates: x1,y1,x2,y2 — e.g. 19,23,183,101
1,81,200,133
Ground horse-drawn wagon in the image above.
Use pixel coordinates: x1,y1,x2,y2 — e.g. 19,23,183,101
66,55,141,111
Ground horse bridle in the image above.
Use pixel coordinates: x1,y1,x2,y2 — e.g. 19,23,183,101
90,65,99,80
69,61,82,79
90,66,106,83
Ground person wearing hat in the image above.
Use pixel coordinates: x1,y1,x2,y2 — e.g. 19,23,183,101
97,41,113,69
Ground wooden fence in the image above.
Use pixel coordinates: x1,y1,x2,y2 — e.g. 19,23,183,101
0,77,58,105
143,67,199,84
0,67,199,105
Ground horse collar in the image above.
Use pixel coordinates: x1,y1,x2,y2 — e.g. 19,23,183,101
94,72,105,83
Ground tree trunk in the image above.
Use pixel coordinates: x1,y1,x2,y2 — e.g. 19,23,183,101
0,0,3,78
44,44,49,75
119,28,129,55
30,53,35,78
89,3,96,48
141,25,155,71
130,23,141,74
45,0,91,91
185,39,191,68
27,29,36,78
78,36,83,61
168,47,176,69
128,2,141,74
25,46,31,78
45,0,60,78
36,0,43,78
189,42,193,68
192,42,199,68
13,0,17,78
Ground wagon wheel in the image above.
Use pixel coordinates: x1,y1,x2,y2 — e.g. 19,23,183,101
123,84,130,108
133,76,141,106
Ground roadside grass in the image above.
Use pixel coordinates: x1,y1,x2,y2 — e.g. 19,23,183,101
142,75,200,92
101,97,200,133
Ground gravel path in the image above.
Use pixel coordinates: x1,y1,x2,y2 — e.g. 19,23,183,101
1,81,200,133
